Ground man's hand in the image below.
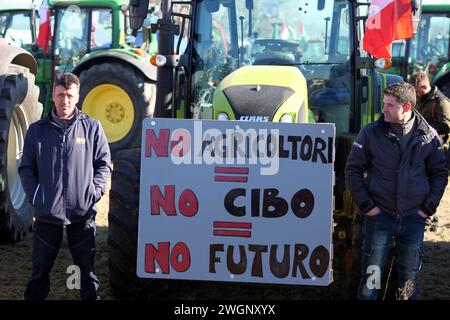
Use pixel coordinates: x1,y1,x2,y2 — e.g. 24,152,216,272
366,206,381,216
418,209,429,219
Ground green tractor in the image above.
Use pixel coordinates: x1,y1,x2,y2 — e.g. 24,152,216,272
0,0,159,242
107,0,420,299
1,0,160,155
50,0,158,154
390,1,450,96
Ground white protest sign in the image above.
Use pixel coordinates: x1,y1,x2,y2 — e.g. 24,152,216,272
136,119,335,286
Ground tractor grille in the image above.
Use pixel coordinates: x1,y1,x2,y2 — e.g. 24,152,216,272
223,85,294,120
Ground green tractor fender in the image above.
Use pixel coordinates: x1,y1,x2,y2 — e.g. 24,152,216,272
71,51,157,82
70,50,157,156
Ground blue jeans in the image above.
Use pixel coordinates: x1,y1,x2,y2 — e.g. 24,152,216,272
24,219,99,300
358,211,426,300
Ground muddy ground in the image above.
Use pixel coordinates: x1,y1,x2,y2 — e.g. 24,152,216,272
1,177,449,300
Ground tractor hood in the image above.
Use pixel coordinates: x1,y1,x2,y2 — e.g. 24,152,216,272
222,85,294,121
213,66,308,123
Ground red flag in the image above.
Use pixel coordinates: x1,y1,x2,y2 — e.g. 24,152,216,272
363,0,414,60
37,0,51,53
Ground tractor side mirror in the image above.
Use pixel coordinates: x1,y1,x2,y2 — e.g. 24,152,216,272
317,0,325,11
245,0,253,10
206,0,220,13
129,0,149,33
411,0,422,34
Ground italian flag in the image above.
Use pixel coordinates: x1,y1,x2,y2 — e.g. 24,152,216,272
37,0,51,53
363,0,414,60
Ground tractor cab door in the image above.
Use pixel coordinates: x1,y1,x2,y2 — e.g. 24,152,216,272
53,7,89,75
411,11,450,82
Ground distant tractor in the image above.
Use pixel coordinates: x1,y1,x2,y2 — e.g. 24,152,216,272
0,0,52,109
390,1,450,96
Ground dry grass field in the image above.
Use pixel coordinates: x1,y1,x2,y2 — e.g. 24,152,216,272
1,177,449,300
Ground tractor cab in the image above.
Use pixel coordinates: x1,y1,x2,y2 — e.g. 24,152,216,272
149,0,355,139
389,2,450,96
183,0,353,137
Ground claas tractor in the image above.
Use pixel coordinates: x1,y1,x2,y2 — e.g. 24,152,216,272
390,0,450,96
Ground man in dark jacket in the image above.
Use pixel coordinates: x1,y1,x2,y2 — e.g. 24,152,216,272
345,82,448,300
409,72,450,231
19,73,112,300
409,71,450,147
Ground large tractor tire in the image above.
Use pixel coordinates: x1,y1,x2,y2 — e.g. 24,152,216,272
435,74,450,99
78,63,155,156
0,64,43,243
108,148,168,299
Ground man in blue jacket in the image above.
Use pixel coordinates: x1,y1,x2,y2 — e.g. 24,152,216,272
345,82,448,300
19,73,112,300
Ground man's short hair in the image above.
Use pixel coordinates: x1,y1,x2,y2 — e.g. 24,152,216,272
54,73,80,89
383,82,416,108
408,71,430,87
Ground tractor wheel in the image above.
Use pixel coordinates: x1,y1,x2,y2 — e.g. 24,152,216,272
436,76,450,99
0,64,43,243
108,148,168,299
78,63,156,156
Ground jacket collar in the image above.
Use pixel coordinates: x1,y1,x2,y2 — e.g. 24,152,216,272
43,107,87,129
377,109,435,141
422,85,438,101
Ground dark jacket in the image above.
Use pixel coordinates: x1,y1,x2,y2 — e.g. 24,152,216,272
345,110,448,218
416,85,450,146
18,109,112,225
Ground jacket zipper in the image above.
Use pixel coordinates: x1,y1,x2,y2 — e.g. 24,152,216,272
32,184,40,206
63,133,66,220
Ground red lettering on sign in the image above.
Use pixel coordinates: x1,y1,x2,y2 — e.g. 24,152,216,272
151,185,176,215
171,129,191,157
170,242,191,272
151,186,198,217
145,242,170,274
145,128,170,157
178,189,198,217
144,242,191,274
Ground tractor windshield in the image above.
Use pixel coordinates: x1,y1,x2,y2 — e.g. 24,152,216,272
54,7,89,75
0,10,34,48
191,0,353,136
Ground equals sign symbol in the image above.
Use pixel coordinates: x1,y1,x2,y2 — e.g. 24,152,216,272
213,221,252,238
214,166,249,183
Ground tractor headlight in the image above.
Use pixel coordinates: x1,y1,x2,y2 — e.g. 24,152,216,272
374,57,392,70
280,113,294,123
217,113,229,121
150,54,167,67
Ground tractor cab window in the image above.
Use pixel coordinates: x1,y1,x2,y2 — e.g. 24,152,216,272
91,9,113,50
0,11,34,48
54,7,89,75
410,13,450,77
192,0,353,137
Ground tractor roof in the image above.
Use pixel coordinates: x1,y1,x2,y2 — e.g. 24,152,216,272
422,4,450,12
0,0,38,11
51,0,128,8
